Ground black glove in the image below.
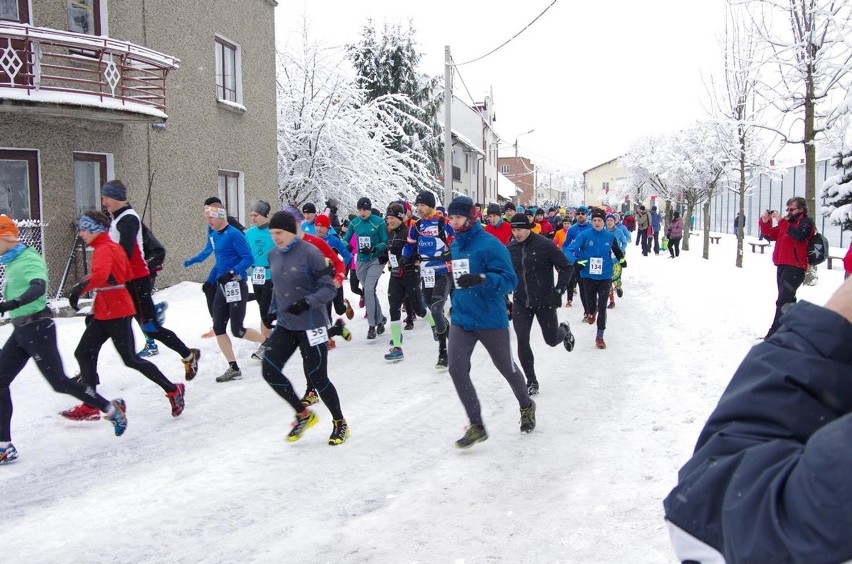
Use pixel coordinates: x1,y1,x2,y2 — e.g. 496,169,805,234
456,273,484,288
286,298,310,315
264,311,277,326
378,253,388,265
619,258,627,269
217,270,236,284
554,284,567,295
548,291,563,309
67,280,87,312
201,281,214,294
0,299,21,314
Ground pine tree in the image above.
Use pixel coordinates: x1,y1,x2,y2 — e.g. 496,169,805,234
822,151,852,232
347,20,442,186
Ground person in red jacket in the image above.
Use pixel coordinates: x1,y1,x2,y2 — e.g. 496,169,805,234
844,245,852,280
484,203,512,245
758,197,815,339
60,211,185,421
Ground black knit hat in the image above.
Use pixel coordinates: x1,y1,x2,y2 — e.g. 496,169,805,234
590,207,607,221
357,197,372,210
386,203,405,221
302,202,317,214
414,190,436,209
510,215,532,229
447,196,475,218
486,203,501,216
503,202,516,212
269,211,298,234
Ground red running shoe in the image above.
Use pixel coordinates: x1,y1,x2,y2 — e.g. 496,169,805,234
166,383,186,417
60,403,100,421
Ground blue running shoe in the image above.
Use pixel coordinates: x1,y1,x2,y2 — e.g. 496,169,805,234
0,443,18,465
155,301,168,325
138,339,159,357
384,347,404,361
105,399,128,437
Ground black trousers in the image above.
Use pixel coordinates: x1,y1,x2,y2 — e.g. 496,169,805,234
75,316,176,393
636,230,650,255
261,326,343,419
253,280,275,329
388,272,426,322
423,272,451,353
512,303,567,383
127,276,191,358
0,317,112,441
583,278,612,332
652,229,660,254
212,280,248,337
767,265,806,337
668,237,682,257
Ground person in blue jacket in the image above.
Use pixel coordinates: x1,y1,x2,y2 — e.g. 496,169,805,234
245,200,276,359
445,196,536,449
314,213,353,322
664,276,852,563
184,202,265,382
561,205,592,309
565,207,625,349
650,205,662,255
606,213,629,308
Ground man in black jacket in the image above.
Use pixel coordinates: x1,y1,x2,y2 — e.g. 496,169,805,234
507,214,575,396
664,276,852,563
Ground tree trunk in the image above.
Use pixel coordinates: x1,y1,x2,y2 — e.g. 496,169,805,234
804,90,816,216
702,200,711,260
683,202,695,252
736,127,746,268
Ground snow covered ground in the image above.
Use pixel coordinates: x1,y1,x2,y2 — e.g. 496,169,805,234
0,233,845,563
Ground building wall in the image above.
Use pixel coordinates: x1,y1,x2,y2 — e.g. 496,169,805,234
2,0,278,291
497,157,535,205
583,159,625,208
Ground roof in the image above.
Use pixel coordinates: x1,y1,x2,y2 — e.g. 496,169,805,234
498,172,521,198
451,129,485,156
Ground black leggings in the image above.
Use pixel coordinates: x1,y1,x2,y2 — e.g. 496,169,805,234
75,316,176,393
127,276,191,358
668,237,682,257
326,286,348,320
767,265,806,337
583,278,612,332
253,281,275,329
212,280,248,337
0,317,112,441
388,272,426,322
261,326,343,419
512,303,568,382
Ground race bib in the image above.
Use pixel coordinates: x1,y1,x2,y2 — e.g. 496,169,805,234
306,326,329,346
421,266,435,288
589,257,603,276
224,280,242,303
388,254,399,268
252,266,266,284
358,236,372,252
451,258,471,285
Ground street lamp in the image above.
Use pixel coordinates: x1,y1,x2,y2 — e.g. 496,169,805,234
514,128,535,158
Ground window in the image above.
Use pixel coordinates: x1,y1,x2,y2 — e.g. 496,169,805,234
452,166,461,182
217,170,243,222
215,36,242,105
0,150,40,219
67,0,103,36
73,153,109,217
500,164,509,175
464,154,470,173
602,181,610,194
0,0,28,23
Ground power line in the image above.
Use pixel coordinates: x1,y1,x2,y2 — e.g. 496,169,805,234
454,0,559,67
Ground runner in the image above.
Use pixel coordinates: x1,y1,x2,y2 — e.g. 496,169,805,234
346,197,387,339
245,200,276,360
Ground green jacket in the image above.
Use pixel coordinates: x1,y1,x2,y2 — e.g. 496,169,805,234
3,246,48,318
346,214,387,263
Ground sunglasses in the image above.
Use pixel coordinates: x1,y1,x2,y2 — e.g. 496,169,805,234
576,212,586,216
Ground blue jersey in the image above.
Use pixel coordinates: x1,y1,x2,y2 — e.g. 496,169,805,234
403,213,455,274
245,223,275,281
185,225,253,283
321,230,352,269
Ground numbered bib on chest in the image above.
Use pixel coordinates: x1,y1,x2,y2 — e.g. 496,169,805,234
358,236,372,252
451,258,470,285
388,254,399,269
224,280,242,303
252,266,266,285
306,326,329,346
589,257,603,276
421,266,435,288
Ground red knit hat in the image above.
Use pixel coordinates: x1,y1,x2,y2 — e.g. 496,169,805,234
314,214,331,229
0,215,19,241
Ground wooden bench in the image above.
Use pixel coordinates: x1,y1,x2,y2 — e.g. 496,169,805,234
748,241,771,254
709,235,721,244
826,251,847,270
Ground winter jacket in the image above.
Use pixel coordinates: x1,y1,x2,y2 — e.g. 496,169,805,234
667,218,685,240
84,232,136,321
508,232,571,309
565,227,623,281
385,222,419,279
664,301,852,563
303,233,345,287
268,238,337,331
485,217,513,246
635,209,650,230
607,226,629,252
650,210,662,232
622,214,636,232
1,245,47,319
346,213,387,263
300,219,316,236
449,222,517,331
560,221,592,258
319,230,351,270
109,205,150,281
245,223,275,283
536,219,555,237
403,212,454,274
185,224,254,283
759,213,814,270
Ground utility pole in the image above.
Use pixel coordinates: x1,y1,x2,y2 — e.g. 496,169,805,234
443,46,453,207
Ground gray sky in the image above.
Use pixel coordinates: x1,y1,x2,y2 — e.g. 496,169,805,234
275,0,726,172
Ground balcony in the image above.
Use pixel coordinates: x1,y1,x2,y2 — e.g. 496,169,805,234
0,22,179,123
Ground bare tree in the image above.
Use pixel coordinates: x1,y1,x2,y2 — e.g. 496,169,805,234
746,0,852,215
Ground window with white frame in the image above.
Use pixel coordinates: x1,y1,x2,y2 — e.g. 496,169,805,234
500,164,509,175
73,152,110,217
0,149,40,219
67,0,104,35
0,0,28,22
215,36,242,105
217,170,243,222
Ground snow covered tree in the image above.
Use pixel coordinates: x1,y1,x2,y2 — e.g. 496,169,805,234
747,0,852,216
821,150,852,232
276,25,438,213
347,20,443,186
620,134,676,218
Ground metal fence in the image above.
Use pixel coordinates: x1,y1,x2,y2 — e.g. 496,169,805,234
693,159,850,248
0,219,47,291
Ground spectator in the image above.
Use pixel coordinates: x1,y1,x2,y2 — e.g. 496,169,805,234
667,211,685,258
650,206,662,255
733,211,746,237
634,206,651,256
664,276,852,563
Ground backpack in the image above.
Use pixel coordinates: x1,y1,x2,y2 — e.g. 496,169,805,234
141,222,166,272
807,231,829,265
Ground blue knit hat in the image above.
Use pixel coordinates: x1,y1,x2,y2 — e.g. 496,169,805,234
101,180,127,201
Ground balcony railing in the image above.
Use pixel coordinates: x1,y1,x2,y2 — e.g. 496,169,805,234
0,22,179,121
